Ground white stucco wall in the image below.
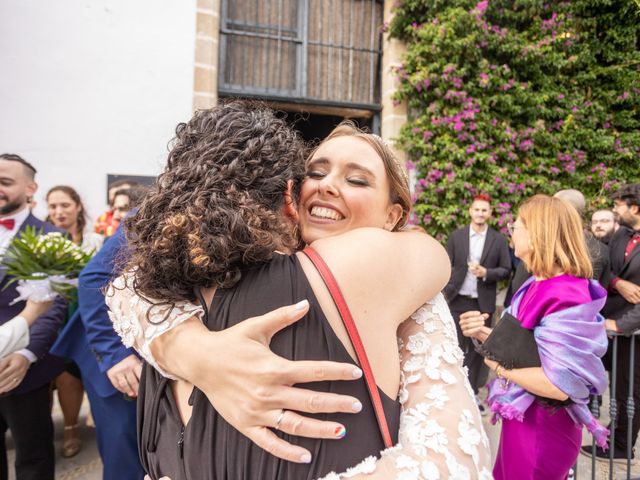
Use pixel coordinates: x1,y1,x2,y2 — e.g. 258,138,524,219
0,0,197,223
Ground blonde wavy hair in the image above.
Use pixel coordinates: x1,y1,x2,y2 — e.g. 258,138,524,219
518,194,593,279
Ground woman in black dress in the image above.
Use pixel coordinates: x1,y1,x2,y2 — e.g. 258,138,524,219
108,102,491,479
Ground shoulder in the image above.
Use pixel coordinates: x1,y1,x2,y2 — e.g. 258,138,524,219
453,226,468,238
309,227,450,305
311,227,447,265
447,226,467,243
25,214,63,234
488,226,507,242
527,275,590,312
611,227,632,247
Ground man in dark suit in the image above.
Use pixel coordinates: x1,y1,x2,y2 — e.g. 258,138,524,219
444,193,511,400
582,184,640,461
0,154,66,480
51,215,145,479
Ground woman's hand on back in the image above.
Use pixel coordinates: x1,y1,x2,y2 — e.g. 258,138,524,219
150,301,364,464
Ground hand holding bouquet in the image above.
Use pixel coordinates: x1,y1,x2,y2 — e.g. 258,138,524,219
1,227,94,303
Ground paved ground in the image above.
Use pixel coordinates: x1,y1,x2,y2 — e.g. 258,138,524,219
4,388,640,479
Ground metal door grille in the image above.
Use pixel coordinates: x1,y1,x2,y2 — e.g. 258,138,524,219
219,0,383,109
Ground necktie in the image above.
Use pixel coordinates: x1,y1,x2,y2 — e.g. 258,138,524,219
0,219,15,230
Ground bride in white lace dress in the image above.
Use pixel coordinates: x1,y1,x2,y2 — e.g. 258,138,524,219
108,108,492,479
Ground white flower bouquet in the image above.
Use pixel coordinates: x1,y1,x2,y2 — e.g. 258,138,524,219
1,227,94,303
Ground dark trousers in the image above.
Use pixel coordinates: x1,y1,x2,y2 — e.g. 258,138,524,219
0,384,54,480
83,379,144,480
449,295,493,395
603,335,640,454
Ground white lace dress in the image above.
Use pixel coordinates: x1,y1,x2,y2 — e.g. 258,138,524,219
107,276,492,479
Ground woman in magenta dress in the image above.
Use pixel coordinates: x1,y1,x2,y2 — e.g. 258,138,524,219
461,194,609,480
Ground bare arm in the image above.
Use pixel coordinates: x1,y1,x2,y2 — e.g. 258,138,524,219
460,312,569,400
311,228,451,329
485,358,569,401
107,282,364,464
319,295,493,480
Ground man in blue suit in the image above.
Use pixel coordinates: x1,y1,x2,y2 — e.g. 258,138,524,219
51,219,145,480
0,154,66,480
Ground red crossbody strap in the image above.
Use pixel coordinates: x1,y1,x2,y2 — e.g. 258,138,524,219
302,247,393,449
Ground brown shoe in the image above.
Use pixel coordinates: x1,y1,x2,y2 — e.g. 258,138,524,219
62,424,82,458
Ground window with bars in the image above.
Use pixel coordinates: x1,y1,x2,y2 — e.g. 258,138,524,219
219,0,383,109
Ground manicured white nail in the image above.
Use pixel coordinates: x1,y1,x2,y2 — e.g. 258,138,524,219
352,401,362,412
352,367,363,378
300,453,312,463
294,300,309,311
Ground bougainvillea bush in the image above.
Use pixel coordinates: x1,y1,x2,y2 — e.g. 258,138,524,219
389,0,640,240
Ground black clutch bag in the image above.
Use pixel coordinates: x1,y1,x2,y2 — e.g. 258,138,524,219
474,313,572,408
473,312,541,369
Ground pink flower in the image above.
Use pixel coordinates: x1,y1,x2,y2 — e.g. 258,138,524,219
519,140,534,151
443,65,456,75
475,0,488,15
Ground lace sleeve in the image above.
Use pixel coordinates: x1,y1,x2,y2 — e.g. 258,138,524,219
319,293,493,480
105,272,205,379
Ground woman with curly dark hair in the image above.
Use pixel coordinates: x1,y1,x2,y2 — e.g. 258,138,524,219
108,101,490,479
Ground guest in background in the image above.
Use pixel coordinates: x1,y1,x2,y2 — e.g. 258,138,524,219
591,209,619,245
554,189,610,288
461,194,608,480
51,185,148,480
0,154,67,480
585,184,640,462
46,186,103,254
46,186,103,458
111,189,132,223
443,193,511,409
93,180,136,237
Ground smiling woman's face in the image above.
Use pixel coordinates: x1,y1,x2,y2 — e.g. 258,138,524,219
298,135,401,244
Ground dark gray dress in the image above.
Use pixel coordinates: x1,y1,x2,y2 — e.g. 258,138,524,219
138,254,401,480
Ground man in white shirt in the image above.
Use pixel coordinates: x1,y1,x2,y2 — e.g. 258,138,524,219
0,154,67,480
443,193,511,404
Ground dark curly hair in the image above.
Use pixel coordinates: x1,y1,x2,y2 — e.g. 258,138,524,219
125,101,306,303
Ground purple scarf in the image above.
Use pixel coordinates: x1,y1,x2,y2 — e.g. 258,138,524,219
487,277,610,447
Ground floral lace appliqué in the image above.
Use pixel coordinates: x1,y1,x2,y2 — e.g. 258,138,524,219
318,293,492,479
106,272,205,379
